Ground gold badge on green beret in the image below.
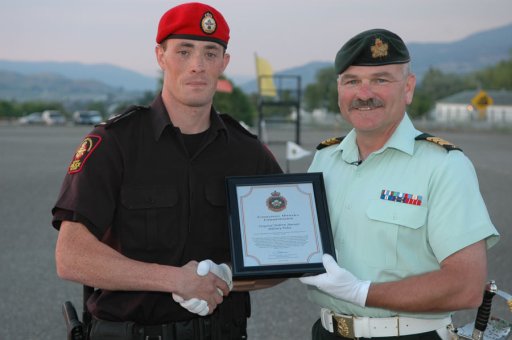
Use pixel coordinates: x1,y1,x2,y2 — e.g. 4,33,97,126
334,28,410,74
371,38,388,58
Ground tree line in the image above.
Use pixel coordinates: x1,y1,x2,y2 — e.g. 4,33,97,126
0,73,256,125
303,55,512,118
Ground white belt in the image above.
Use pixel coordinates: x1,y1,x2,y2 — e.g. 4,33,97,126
320,308,452,339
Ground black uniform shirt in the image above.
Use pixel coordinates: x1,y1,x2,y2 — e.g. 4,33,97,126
52,95,282,324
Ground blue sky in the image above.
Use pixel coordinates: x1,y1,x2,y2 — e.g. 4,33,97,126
1,0,511,79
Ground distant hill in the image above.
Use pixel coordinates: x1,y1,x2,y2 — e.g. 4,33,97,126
0,23,510,101
240,22,512,94
408,23,512,79
0,60,157,92
0,70,140,102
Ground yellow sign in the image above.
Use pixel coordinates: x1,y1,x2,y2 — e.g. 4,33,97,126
471,90,493,111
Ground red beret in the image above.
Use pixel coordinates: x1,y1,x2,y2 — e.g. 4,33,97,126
156,2,230,48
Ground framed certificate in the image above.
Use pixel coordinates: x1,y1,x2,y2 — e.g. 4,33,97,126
225,172,336,278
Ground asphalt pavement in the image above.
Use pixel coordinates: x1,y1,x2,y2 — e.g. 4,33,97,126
0,122,510,340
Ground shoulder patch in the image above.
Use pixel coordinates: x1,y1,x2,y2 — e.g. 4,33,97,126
317,136,344,150
68,134,102,174
220,113,257,139
100,105,148,128
415,133,462,152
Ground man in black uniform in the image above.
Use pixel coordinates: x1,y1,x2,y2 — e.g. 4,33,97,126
52,2,282,339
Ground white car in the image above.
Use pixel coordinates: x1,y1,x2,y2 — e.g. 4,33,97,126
42,110,66,125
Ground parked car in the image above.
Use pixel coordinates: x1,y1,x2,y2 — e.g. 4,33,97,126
73,110,103,125
18,112,44,125
42,110,66,125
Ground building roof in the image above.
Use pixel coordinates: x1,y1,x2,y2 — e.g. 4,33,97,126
216,79,233,93
437,89,512,105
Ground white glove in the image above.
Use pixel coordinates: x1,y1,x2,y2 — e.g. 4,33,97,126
197,259,233,291
172,294,209,316
172,260,233,315
172,261,212,316
299,254,371,307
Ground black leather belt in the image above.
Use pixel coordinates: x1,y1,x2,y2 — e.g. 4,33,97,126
135,318,212,340
90,317,213,340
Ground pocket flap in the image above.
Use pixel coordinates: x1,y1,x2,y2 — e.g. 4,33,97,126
366,199,427,229
121,185,178,209
205,182,226,207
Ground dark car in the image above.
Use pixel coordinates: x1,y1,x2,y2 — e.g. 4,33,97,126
73,111,103,125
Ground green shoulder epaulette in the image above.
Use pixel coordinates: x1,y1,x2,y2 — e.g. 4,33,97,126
219,113,257,139
415,133,462,152
100,105,148,128
316,136,344,150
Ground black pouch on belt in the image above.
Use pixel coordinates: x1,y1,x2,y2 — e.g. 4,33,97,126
209,292,250,340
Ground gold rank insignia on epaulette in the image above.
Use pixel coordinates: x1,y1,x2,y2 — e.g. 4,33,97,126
316,136,344,150
415,133,462,152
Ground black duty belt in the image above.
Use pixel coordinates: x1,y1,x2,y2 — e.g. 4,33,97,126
136,318,212,340
90,317,213,340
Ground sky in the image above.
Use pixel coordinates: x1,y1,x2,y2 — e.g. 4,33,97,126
1,0,512,80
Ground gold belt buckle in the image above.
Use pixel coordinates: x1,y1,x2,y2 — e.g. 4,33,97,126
332,314,357,339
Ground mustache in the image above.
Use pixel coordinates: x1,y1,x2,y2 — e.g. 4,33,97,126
349,98,384,110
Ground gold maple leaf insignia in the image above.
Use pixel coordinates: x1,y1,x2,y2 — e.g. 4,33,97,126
371,38,388,58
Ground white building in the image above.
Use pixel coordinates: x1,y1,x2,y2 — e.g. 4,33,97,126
432,89,512,124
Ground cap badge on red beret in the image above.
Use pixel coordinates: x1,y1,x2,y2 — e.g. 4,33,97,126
200,11,217,35
371,38,388,59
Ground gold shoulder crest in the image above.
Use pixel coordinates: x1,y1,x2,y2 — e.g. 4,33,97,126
316,136,344,150
415,133,462,152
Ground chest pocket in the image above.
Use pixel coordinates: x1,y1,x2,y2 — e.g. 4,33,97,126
119,185,179,254
367,199,427,229
198,182,229,259
362,199,427,268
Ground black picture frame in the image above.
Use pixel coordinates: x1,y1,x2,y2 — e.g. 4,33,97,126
225,172,336,279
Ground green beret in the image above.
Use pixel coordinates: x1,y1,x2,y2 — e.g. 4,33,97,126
335,28,410,74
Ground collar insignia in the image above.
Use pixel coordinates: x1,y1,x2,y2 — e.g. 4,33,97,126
68,135,102,174
201,12,217,35
371,38,388,58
